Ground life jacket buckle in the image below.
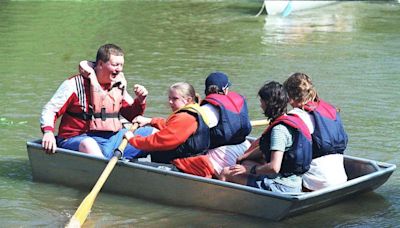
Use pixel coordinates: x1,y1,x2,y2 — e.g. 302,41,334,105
101,108,106,121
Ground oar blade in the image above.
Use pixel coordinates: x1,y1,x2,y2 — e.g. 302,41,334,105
66,192,97,227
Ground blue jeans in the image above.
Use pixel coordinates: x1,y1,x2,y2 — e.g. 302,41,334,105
57,127,154,159
247,174,302,193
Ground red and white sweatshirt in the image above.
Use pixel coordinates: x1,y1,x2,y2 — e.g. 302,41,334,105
40,74,146,139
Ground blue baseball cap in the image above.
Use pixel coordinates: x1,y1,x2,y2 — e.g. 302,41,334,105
205,71,232,94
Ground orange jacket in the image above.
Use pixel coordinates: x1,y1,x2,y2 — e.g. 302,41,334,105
128,112,197,151
128,111,215,177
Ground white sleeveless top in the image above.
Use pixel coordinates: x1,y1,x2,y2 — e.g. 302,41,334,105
289,108,347,191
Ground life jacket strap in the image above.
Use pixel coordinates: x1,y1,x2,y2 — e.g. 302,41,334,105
92,108,120,121
66,110,120,121
66,111,92,120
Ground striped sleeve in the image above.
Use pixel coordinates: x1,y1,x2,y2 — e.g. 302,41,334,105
40,79,76,132
269,124,293,152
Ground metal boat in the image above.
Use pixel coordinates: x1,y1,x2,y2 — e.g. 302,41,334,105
27,139,395,221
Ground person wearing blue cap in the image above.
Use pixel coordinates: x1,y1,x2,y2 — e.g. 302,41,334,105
203,71,232,95
201,71,252,148
201,71,252,178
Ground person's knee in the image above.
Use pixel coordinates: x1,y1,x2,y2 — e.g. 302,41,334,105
79,138,103,157
151,127,159,134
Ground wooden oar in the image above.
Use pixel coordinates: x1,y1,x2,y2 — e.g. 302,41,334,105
66,123,139,228
250,119,269,127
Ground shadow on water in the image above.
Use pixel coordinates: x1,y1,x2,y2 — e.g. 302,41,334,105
0,157,271,227
283,191,394,227
0,156,395,227
0,157,62,227
76,187,395,227
0,157,32,182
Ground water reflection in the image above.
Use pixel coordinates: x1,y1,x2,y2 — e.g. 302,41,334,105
261,7,355,44
284,191,394,227
1,1,399,226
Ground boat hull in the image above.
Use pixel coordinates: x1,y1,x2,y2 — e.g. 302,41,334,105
27,140,395,221
262,1,337,16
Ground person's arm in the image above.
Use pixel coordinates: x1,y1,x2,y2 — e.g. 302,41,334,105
42,131,57,154
253,150,284,174
236,144,262,164
228,150,283,176
127,112,197,151
79,60,95,78
133,84,148,104
120,84,148,121
128,115,167,129
40,79,75,153
200,103,219,128
149,117,167,129
255,124,291,174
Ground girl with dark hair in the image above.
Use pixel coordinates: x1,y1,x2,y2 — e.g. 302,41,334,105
221,81,312,193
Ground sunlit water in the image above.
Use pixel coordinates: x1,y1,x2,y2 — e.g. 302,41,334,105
0,1,399,227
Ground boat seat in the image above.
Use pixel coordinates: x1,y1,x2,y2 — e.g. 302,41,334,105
128,159,180,172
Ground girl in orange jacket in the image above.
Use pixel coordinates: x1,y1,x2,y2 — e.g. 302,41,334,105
124,82,212,167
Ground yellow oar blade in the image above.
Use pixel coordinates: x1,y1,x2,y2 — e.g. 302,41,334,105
66,156,118,227
65,123,139,227
66,191,96,227
250,119,269,127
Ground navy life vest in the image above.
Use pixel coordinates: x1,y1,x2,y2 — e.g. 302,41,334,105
259,114,312,176
201,92,252,149
304,99,348,159
151,104,211,163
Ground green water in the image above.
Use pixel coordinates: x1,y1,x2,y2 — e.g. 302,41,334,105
1,1,399,227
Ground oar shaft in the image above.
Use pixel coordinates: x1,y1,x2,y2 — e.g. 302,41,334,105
250,119,269,127
66,123,139,227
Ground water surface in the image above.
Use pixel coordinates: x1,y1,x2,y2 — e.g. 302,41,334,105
0,1,399,227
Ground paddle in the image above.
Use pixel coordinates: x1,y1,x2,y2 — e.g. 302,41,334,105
250,119,269,127
66,123,139,228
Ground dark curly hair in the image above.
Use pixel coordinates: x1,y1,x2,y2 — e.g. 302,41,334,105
258,81,288,122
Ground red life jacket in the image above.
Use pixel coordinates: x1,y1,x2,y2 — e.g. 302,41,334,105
88,73,125,132
68,61,125,132
260,114,312,176
304,99,348,158
201,92,252,148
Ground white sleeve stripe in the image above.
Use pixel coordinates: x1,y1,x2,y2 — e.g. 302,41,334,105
75,75,86,112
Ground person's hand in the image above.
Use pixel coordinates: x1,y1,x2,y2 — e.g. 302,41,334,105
236,153,248,164
42,131,57,154
133,84,148,104
79,60,95,78
227,164,248,176
124,130,134,141
133,115,152,127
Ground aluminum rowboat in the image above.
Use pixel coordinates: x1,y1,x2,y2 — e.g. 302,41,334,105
27,139,395,221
